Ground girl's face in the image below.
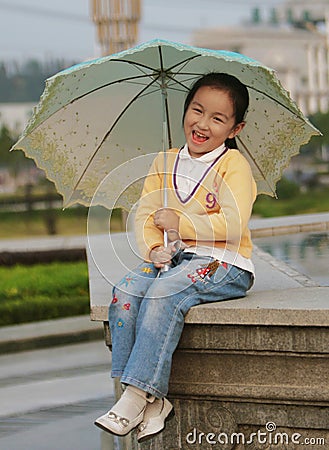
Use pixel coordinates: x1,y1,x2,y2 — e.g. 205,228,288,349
183,86,245,158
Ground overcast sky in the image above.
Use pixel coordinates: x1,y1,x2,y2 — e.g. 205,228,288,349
0,0,285,62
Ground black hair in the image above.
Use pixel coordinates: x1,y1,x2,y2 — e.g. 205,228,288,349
182,72,249,149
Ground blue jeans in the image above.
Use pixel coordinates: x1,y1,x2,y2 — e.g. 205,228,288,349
109,253,253,398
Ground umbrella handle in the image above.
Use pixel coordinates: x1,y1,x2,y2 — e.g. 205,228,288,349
160,264,171,273
160,230,171,272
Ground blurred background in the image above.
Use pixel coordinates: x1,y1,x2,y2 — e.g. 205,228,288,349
0,0,328,308
0,6,327,449
0,0,329,241
0,0,329,240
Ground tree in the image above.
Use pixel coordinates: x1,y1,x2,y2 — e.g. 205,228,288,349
0,124,15,165
0,63,10,102
301,111,329,159
0,124,30,175
0,58,76,102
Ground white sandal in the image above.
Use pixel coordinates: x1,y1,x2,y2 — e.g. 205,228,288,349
94,385,155,437
95,408,146,436
137,397,174,442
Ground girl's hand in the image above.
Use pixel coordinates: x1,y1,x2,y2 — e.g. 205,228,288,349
153,208,180,241
149,245,175,268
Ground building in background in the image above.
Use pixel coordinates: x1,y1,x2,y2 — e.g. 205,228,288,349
90,0,141,55
192,0,329,115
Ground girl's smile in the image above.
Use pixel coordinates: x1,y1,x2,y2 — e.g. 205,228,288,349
192,130,208,144
183,85,245,158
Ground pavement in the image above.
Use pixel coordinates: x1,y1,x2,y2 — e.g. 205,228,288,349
0,314,104,355
0,341,117,450
0,341,112,418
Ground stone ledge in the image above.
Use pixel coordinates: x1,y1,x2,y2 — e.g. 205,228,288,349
90,286,329,327
184,286,329,327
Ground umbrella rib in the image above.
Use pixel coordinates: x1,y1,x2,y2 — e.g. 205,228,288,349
111,49,201,75
166,55,202,73
166,73,192,92
136,87,162,98
70,76,160,195
29,73,159,134
243,84,304,121
236,135,276,196
136,84,188,98
110,58,163,74
109,54,201,76
166,68,304,120
71,73,156,104
165,61,304,120
168,73,303,119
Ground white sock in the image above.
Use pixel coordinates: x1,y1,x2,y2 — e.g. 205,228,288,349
111,385,151,420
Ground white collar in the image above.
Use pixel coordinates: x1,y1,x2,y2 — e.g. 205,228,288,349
180,143,227,163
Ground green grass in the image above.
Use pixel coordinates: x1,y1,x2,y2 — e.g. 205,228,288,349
0,261,90,326
253,188,329,218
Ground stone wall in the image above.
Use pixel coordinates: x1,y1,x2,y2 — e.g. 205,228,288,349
123,287,329,449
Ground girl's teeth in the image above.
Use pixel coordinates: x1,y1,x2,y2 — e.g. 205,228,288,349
193,130,208,142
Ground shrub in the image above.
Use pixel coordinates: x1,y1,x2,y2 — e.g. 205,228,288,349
0,261,90,326
276,177,300,199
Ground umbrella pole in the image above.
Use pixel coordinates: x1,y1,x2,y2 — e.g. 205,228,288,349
160,81,171,272
162,120,168,247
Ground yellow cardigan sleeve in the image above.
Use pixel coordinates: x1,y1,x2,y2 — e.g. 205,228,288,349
134,153,166,261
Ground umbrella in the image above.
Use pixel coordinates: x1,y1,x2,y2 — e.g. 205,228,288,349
12,38,319,211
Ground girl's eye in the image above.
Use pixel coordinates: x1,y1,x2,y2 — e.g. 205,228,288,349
192,107,202,113
214,117,223,123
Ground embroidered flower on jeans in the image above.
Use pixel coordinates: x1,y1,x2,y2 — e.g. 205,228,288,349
118,275,137,287
187,273,197,283
122,303,131,311
111,295,119,304
141,266,153,274
116,318,125,328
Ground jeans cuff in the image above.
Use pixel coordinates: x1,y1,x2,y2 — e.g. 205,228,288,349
120,375,165,399
111,369,124,378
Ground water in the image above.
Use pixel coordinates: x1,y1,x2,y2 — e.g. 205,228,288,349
254,231,329,287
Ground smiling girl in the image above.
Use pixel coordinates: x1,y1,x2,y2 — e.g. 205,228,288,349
95,73,257,442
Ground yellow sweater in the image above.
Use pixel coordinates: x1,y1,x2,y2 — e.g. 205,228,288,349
135,147,257,261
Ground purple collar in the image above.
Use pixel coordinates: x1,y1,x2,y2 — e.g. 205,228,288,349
172,147,229,204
